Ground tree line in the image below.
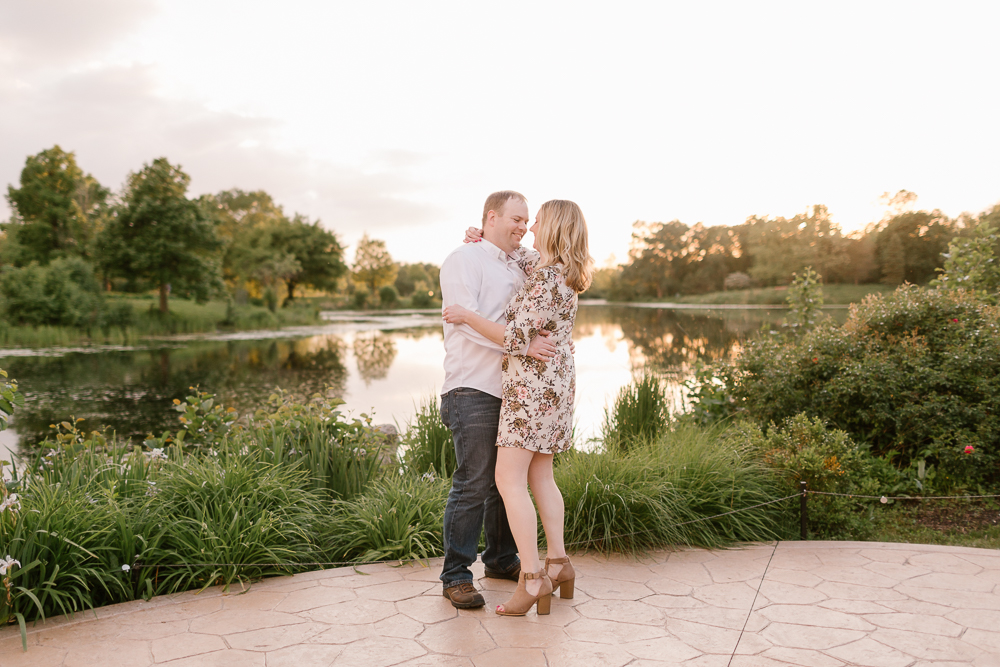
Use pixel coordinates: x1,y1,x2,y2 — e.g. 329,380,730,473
607,192,1000,300
0,146,434,329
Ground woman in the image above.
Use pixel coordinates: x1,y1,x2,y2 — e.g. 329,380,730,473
442,199,594,616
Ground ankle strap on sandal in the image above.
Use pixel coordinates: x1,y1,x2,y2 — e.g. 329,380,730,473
524,570,547,580
545,556,570,565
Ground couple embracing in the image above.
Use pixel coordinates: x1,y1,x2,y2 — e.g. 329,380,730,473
438,190,593,616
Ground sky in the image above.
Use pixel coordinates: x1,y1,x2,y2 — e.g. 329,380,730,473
1,0,999,266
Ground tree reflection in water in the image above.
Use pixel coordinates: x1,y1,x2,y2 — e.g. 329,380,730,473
575,304,785,377
3,306,807,452
352,332,398,384
5,337,349,450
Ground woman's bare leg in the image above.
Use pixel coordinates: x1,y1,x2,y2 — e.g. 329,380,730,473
527,452,566,579
495,446,543,605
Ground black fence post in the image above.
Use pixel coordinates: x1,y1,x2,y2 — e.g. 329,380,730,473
799,481,808,540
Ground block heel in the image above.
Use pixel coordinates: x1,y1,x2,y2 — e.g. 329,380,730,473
545,555,576,600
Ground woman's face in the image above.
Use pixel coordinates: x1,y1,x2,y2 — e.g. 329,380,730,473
530,218,545,259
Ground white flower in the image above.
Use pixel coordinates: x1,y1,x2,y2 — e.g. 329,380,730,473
421,472,435,482
121,564,131,572
149,448,167,461
0,493,20,514
0,555,20,576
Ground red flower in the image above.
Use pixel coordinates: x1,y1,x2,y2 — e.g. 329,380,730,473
812,357,818,363
952,318,959,323
964,445,975,454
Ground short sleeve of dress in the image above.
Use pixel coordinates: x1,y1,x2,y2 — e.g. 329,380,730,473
504,268,559,356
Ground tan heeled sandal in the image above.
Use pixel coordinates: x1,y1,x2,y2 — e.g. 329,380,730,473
545,556,575,599
496,570,552,616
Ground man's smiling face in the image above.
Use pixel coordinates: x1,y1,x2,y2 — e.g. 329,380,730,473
488,197,529,254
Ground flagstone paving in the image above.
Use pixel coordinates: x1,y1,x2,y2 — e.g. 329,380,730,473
2,541,999,666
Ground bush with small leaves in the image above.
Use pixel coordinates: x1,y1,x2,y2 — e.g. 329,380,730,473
725,285,1000,491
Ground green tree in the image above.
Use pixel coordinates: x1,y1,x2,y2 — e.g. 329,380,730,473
874,209,955,284
352,234,398,296
880,233,905,285
271,215,346,301
744,206,850,287
0,257,104,327
200,190,345,302
3,146,109,266
96,158,222,313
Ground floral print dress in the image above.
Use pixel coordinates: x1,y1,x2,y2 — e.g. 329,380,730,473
496,261,578,454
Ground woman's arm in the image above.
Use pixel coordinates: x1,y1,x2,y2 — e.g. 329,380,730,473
443,304,558,360
442,305,504,346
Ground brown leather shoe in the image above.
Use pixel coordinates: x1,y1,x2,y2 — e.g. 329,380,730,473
443,582,485,608
483,562,521,582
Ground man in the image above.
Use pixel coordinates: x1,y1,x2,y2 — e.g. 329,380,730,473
437,190,557,608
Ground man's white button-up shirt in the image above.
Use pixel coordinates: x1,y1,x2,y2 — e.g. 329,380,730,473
439,239,528,399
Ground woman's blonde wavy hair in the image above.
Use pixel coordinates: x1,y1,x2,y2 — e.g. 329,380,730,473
535,200,594,294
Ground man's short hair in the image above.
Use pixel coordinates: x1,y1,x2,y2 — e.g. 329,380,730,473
482,190,527,226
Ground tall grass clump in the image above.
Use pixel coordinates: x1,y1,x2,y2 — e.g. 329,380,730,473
601,373,670,451
144,453,326,594
323,472,449,563
400,395,454,477
557,422,783,552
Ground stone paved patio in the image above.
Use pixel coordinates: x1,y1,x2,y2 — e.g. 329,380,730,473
2,541,999,666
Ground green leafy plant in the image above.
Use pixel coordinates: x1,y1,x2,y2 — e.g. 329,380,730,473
0,368,24,434
682,361,737,425
932,220,1000,303
400,396,455,477
558,423,782,552
726,285,1000,489
786,266,825,331
324,471,449,563
601,373,670,451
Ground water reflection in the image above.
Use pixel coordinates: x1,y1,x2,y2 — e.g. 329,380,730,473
1,304,797,454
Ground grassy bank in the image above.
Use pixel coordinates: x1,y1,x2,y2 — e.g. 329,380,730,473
0,296,323,347
673,283,895,305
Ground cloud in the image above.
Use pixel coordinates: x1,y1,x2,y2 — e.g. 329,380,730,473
0,64,444,247
0,0,157,67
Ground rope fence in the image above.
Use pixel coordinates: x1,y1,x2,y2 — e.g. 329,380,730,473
132,487,998,572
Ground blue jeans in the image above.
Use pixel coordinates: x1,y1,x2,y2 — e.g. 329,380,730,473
439,388,519,588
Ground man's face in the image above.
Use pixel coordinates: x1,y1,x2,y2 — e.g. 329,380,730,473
488,198,529,253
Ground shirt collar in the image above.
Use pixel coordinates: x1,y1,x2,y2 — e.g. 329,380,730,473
477,238,512,262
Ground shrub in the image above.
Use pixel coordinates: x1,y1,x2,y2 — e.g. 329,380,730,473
932,220,1000,302
786,267,825,331
401,395,455,477
727,415,883,538
352,288,369,309
727,285,1000,490
681,361,737,425
323,472,449,563
410,280,433,307
144,454,325,594
601,373,670,450
724,272,751,291
0,258,104,327
557,423,783,552
379,284,399,308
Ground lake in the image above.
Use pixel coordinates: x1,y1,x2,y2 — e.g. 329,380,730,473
0,303,821,460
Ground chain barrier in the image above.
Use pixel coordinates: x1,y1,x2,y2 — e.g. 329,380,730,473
805,490,1000,502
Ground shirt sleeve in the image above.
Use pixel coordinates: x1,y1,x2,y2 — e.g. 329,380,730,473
440,250,504,351
504,269,558,356
512,247,541,275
